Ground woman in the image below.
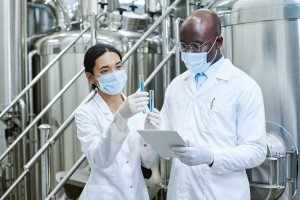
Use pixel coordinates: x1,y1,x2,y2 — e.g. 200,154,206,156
75,43,160,199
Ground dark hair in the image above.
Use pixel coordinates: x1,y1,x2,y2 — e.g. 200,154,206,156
83,43,122,75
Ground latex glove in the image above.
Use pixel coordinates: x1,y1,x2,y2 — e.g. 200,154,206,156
118,91,149,119
171,145,214,166
144,108,161,129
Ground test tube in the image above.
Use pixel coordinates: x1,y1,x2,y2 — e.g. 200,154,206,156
139,75,146,113
139,75,144,92
149,90,154,112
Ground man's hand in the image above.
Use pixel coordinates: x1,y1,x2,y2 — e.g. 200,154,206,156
171,145,213,166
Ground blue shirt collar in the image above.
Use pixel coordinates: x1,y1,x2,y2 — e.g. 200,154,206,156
194,56,224,79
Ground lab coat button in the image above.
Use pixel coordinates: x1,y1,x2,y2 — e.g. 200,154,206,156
130,185,133,188
126,160,129,163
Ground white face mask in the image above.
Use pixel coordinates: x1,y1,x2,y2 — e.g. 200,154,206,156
181,38,218,74
93,70,127,95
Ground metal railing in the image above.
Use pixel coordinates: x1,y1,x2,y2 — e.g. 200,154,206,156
0,90,96,200
0,25,90,120
0,0,182,198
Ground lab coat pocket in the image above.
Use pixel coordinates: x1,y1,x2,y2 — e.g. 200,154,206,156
203,99,235,136
80,184,114,200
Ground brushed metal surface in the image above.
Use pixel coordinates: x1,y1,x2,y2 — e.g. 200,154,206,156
212,0,300,199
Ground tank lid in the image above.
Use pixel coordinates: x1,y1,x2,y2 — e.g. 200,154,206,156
232,0,300,24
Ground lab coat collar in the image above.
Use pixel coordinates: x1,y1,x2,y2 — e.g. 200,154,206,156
205,56,224,79
93,93,126,114
215,58,234,81
93,93,111,114
181,70,194,81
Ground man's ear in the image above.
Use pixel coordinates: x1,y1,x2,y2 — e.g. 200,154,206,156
216,36,223,49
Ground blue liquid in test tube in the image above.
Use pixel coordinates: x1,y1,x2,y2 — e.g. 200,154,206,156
149,90,154,112
139,75,146,113
139,75,144,91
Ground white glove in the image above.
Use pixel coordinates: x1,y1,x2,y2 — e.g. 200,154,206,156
144,108,161,129
117,91,149,119
171,145,214,166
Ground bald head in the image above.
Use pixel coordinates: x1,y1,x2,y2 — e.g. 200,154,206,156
181,9,221,38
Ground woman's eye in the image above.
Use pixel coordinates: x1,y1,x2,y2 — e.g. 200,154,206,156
100,69,109,74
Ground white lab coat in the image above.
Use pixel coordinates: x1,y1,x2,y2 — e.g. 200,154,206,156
161,58,267,200
75,93,157,200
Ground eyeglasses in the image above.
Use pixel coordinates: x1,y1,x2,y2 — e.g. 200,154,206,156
178,35,218,53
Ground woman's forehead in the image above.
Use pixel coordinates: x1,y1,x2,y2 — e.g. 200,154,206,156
93,52,121,69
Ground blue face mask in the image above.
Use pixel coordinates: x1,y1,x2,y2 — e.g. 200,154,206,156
181,38,217,74
96,70,127,95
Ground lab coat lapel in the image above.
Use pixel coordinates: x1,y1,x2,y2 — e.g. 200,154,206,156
181,70,198,96
215,59,233,81
195,59,234,97
93,94,114,121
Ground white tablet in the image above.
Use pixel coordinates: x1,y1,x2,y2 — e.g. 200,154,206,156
137,130,187,158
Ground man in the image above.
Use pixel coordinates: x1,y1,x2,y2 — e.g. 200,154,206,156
160,9,267,200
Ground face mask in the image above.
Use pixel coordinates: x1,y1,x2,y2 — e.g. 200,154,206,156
181,38,218,74
95,70,127,95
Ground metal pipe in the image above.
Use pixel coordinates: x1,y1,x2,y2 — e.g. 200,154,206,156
276,156,280,186
18,99,26,137
162,0,170,93
144,47,176,87
24,89,96,170
38,124,51,199
175,18,184,77
0,25,90,120
26,50,42,199
27,50,38,122
0,68,85,162
45,155,86,200
122,0,182,63
18,99,27,199
7,150,13,200
21,0,27,107
0,170,27,200
0,90,96,198
90,13,97,46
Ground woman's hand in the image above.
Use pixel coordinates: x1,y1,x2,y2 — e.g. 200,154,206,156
144,108,161,129
117,91,149,119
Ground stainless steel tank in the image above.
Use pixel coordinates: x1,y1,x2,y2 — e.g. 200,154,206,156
208,0,239,60
209,0,299,199
27,0,70,37
0,0,24,112
0,0,28,198
107,11,151,32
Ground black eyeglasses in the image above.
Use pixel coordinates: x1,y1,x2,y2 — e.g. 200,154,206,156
178,35,218,53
